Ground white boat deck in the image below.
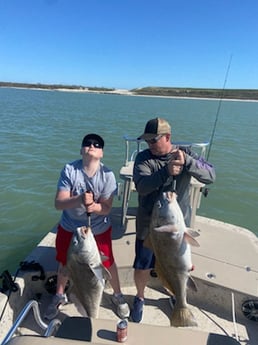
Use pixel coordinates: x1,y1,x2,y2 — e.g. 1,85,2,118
2,209,255,345
109,210,258,344
1,138,257,345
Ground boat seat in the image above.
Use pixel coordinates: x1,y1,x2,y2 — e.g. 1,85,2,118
4,336,103,345
3,317,93,345
55,316,92,341
55,317,241,345
4,330,241,345
3,315,241,345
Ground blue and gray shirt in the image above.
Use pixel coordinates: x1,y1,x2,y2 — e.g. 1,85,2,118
57,159,117,235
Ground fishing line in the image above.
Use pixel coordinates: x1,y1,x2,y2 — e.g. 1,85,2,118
206,54,233,160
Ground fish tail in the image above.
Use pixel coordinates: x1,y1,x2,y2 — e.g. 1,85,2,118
170,306,198,327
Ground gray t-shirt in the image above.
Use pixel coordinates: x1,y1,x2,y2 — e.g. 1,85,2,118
57,159,117,235
133,146,216,240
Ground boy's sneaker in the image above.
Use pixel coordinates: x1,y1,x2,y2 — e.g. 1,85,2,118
44,293,68,320
131,296,144,323
111,293,130,319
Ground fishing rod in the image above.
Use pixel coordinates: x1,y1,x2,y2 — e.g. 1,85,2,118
206,54,233,161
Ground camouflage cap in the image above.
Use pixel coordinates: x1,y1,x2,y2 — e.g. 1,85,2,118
138,117,171,140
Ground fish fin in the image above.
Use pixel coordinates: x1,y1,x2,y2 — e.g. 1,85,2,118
99,250,109,262
100,254,109,262
91,267,104,284
187,276,198,292
184,232,200,247
186,228,200,238
154,260,175,295
102,266,112,281
91,264,111,284
154,224,178,233
171,306,198,327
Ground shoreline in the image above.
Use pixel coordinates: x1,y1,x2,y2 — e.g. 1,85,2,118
2,85,258,102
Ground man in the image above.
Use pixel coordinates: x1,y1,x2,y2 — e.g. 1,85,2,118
45,133,130,320
131,118,216,322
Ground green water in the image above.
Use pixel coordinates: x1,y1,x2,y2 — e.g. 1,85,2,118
1,87,257,274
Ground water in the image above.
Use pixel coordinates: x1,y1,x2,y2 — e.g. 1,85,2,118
1,87,258,274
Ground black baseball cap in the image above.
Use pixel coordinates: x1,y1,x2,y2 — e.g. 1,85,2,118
81,133,105,148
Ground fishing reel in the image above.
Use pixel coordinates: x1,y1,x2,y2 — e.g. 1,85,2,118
45,275,70,295
0,270,18,293
201,187,209,197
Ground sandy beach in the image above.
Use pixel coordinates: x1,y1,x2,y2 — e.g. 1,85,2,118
1,84,258,102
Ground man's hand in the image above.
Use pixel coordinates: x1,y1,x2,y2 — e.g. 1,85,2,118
167,150,185,176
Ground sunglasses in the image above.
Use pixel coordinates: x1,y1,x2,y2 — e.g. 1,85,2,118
83,140,103,148
145,134,164,144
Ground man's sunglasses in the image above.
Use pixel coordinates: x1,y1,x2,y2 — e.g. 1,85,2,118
145,134,164,144
83,140,103,148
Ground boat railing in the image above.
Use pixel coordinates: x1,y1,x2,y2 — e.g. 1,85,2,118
1,300,61,345
119,136,209,229
122,135,209,166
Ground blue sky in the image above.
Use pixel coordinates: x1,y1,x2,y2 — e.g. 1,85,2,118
1,0,258,90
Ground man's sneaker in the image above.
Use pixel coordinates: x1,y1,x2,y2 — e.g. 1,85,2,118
168,295,176,309
131,296,144,323
111,293,130,319
44,293,68,320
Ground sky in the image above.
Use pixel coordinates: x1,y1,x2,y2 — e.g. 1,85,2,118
0,0,258,90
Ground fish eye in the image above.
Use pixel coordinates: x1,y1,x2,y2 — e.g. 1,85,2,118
73,238,78,246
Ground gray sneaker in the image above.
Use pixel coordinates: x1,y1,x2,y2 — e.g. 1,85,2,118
111,294,130,319
44,293,68,320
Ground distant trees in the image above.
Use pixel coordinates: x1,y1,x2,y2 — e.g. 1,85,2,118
131,86,258,100
1,81,258,100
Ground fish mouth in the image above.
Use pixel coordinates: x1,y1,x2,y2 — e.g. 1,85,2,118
78,226,91,239
157,192,176,207
164,191,177,201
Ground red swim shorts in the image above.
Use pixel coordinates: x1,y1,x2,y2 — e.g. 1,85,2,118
55,224,114,268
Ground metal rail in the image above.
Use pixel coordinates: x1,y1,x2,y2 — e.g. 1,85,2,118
1,300,61,345
122,135,209,166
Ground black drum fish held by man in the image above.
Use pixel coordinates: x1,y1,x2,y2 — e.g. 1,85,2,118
146,191,200,327
131,117,215,324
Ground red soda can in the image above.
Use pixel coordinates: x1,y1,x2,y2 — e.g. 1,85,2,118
116,319,128,342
